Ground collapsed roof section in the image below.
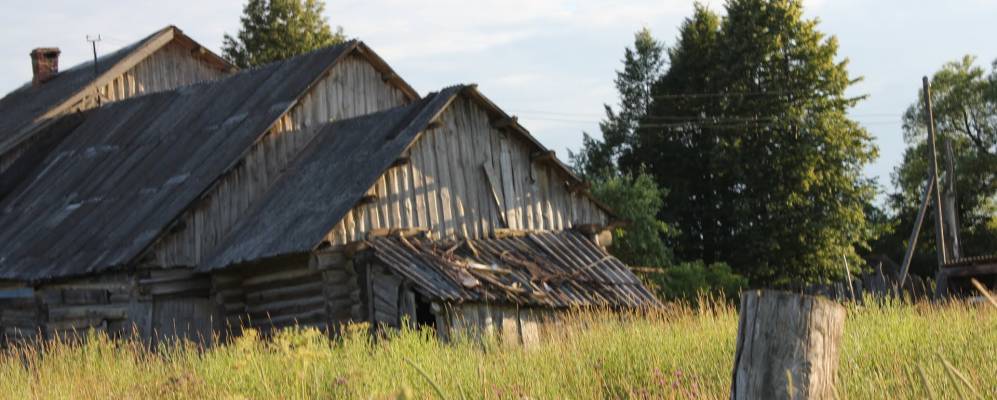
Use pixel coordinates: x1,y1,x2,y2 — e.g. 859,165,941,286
366,230,659,308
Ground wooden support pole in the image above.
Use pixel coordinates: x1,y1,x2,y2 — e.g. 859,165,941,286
942,138,961,260
922,77,948,266
898,178,934,287
841,254,856,301
731,290,845,400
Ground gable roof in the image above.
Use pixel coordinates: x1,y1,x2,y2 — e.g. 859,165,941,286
367,230,659,308
0,26,233,158
201,85,615,272
0,41,383,282
200,87,463,271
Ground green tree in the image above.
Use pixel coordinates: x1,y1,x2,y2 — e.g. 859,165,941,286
878,56,997,277
627,0,877,285
626,5,726,267
222,0,346,68
570,28,665,178
590,173,674,267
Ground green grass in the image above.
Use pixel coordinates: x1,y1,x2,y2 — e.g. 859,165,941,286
0,299,994,399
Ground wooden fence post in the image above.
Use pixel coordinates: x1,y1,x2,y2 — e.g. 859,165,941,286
730,290,846,400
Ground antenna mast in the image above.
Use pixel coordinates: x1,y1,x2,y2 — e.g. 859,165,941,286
86,34,102,106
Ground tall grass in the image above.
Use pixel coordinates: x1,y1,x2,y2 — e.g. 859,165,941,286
0,299,993,399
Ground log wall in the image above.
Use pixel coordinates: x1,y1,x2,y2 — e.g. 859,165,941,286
0,269,216,344
212,250,362,335
324,96,609,245
152,54,411,267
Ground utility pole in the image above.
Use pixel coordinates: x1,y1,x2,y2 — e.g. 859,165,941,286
86,35,102,106
922,77,953,297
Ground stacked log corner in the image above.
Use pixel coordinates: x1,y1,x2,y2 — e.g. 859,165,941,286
731,290,845,400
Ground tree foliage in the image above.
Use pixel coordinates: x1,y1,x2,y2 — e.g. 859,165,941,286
570,28,665,178
875,56,997,276
222,0,346,68
590,173,675,267
576,0,878,285
569,29,674,270
651,260,747,303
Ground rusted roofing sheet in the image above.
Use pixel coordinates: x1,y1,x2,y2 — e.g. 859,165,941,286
367,230,660,308
0,43,355,281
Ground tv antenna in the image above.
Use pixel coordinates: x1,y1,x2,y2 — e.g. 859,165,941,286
86,34,102,105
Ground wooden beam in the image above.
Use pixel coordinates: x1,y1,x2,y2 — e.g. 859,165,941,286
531,150,557,164
391,155,411,167
491,116,518,130
898,178,934,287
381,71,398,83
568,181,591,194
426,120,444,130
941,263,997,278
360,194,378,205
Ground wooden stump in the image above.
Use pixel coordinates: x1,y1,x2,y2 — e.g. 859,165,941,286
731,290,845,400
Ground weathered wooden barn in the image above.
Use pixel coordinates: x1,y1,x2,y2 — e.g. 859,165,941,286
0,27,657,345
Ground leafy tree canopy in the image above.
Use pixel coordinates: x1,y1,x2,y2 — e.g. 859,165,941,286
590,172,675,267
223,0,346,68
576,0,878,286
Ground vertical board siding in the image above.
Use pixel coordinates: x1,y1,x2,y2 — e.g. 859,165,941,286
324,96,609,245
75,41,227,112
153,54,409,267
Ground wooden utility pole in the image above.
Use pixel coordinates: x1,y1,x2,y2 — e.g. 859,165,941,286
731,291,846,400
921,77,948,266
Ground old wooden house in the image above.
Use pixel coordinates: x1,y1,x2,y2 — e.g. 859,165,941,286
0,27,657,345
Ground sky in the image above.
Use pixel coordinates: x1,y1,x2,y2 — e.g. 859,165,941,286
1,0,995,199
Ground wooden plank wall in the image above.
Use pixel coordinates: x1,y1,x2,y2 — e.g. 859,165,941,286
439,303,552,347
324,96,608,245
75,41,227,110
152,54,410,267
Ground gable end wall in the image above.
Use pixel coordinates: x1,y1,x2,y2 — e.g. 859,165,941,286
323,96,608,245
151,54,410,267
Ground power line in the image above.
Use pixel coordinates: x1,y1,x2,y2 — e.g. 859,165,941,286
513,108,902,121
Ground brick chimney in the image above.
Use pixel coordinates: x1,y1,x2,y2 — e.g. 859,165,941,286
30,47,61,86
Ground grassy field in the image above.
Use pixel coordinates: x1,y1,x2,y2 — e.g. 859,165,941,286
0,298,994,399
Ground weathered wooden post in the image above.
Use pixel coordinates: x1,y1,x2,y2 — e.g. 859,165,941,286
730,290,846,400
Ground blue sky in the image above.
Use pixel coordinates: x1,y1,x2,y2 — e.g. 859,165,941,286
2,0,995,199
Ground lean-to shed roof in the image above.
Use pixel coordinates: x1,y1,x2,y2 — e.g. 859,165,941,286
367,230,660,308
